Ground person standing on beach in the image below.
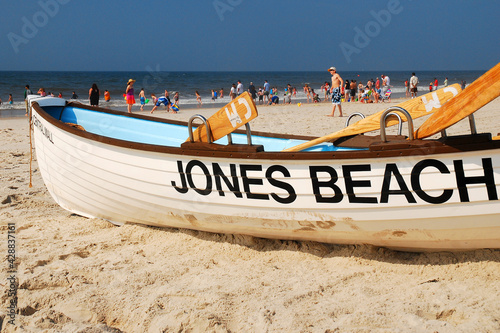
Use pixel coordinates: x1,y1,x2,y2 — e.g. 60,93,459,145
24,85,33,116
236,80,244,95
125,79,136,113
24,85,33,100
248,82,257,101
139,88,146,111
434,78,438,91
327,67,344,117
230,84,237,100
174,92,179,105
195,91,202,106
410,73,419,98
263,80,270,103
89,83,100,107
444,77,448,87
304,84,312,103
164,90,172,112
343,80,349,102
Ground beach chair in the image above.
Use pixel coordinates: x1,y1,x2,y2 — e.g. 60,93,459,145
381,88,392,102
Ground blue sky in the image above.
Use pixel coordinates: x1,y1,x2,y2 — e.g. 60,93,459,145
1,0,499,72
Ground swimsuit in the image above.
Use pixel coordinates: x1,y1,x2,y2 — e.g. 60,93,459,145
331,87,342,105
126,87,135,105
140,97,145,105
155,97,169,107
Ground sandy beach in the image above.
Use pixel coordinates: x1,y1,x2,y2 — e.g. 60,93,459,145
1,97,499,332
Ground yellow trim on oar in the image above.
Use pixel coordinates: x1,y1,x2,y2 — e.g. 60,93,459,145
188,92,258,143
414,62,500,139
282,84,461,152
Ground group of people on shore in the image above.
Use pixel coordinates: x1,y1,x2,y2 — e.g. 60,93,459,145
323,67,396,117
18,71,461,116
124,80,180,114
203,80,297,107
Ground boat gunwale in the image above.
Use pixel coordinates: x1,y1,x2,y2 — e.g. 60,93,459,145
31,101,500,161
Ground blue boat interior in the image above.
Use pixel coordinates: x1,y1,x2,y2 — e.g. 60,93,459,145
42,105,363,152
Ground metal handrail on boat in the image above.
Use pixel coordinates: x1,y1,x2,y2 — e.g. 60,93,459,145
188,114,212,143
379,106,414,142
345,112,366,128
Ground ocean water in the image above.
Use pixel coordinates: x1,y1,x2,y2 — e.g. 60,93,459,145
0,70,483,117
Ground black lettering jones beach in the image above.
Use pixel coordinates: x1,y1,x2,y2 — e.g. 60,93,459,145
172,158,498,205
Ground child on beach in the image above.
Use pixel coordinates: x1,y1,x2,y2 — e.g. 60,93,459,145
429,82,433,92
150,94,175,114
312,89,320,103
150,93,158,105
173,92,179,105
195,91,202,106
104,90,110,102
8,94,13,104
304,84,312,103
139,88,146,111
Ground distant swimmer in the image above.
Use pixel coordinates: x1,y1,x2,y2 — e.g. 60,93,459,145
104,90,110,102
8,94,13,104
71,91,78,99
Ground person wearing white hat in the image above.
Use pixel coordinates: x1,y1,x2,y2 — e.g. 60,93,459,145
327,67,344,117
125,79,136,113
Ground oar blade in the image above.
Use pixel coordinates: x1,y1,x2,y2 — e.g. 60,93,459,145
414,62,500,139
283,84,461,152
189,92,258,143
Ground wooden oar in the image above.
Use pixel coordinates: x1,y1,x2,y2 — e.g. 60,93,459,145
283,84,462,152
414,62,500,139
189,92,258,143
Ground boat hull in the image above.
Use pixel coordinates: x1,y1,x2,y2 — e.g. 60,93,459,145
30,101,500,251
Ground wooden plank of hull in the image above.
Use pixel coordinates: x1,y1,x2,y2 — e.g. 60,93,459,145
31,106,500,251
